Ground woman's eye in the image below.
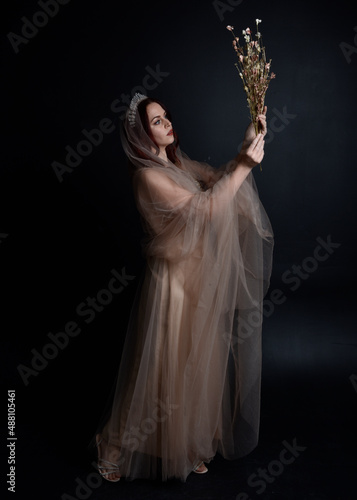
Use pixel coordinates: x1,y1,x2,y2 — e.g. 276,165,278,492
154,114,167,126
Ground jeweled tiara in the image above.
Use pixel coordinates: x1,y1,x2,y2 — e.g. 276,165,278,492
128,93,147,127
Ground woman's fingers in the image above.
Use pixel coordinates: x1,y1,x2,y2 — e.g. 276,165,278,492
257,114,267,136
246,133,265,164
254,133,265,156
251,132,264,149
257,107,268,135
241,130,265,169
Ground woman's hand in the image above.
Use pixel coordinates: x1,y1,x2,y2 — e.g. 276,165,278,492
241,106,268,150
237,133,265,169
230,133,265,190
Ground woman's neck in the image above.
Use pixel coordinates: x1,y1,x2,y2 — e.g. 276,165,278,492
158,148,168,162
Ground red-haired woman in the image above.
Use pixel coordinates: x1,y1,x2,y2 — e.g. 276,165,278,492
94,93,273,483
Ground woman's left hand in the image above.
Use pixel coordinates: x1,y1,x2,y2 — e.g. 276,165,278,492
242,106,268,148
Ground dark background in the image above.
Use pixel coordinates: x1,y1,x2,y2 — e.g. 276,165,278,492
2,0,356,499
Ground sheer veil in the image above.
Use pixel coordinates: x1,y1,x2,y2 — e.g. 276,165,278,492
94,95,274,482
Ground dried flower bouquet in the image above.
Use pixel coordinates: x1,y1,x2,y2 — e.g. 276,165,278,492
226,20,275,136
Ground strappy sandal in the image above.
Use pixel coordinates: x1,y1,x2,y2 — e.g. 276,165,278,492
95,435,121,482
192,461,208,474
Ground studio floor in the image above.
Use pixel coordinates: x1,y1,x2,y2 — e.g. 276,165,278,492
9,280,356,500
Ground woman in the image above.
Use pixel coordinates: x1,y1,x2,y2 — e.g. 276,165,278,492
94,93,273,482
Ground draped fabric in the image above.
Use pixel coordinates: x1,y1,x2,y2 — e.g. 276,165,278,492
95,99,274,482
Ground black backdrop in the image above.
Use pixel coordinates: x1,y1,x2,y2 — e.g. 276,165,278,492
2,1,357,499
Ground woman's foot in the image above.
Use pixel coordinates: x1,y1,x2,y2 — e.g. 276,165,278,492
96,434,121,482
192,461,208,474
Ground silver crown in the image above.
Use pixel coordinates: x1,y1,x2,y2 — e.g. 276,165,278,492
128,93,147,127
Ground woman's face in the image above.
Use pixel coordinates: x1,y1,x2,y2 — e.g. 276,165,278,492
146,102,174,150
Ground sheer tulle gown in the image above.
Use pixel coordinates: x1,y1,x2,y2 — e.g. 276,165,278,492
95,153,273,482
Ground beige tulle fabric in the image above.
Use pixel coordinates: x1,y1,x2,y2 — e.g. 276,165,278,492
96,99,274,482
